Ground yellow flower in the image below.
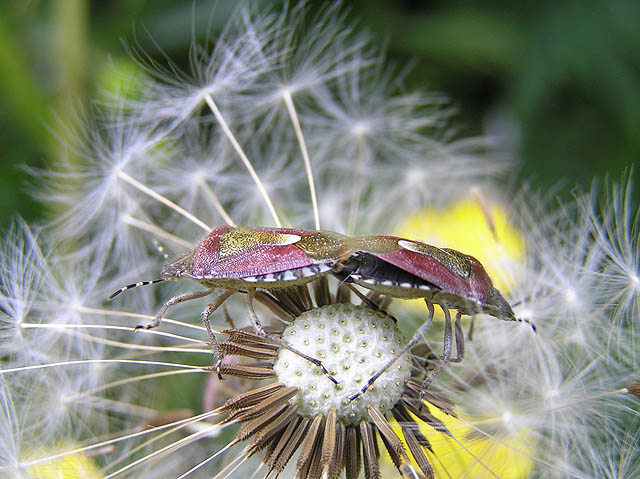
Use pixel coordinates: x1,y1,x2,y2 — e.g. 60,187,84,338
427,406,536,478
26,447,102,479
393,196,534,477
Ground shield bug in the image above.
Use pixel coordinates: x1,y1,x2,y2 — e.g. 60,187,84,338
333,235,533,400
110,225,350,381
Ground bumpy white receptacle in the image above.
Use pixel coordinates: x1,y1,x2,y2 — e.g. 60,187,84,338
273,303,412,425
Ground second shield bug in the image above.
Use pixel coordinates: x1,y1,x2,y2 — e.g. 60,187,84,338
333,234,533,400
110,225,351,381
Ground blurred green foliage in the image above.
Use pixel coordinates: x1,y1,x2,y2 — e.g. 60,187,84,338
1,0,638,230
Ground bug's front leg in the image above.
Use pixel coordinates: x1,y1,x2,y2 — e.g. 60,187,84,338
245,289,339,386
348,302,436,402
136,288,216,330
200,290,237,380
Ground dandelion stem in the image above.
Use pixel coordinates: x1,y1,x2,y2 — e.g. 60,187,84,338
202,92,282,227
282,88,320,230
213,451,251,479
176,442,236,479
121,215,194,248
101,422,224,479
19,321,208,347
98,396,157,417
347,138,364,235
117,170,211,232
20,409,220,468
69,331,212,354
196,175,236,226
0,359,204,375
77,306,208,332
545,387,631,412
104,412,225,473
79,369,204,397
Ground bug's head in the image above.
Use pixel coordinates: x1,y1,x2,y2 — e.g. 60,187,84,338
485,286,516,321
160,253,192,280
484,286,536,332
467,257,520,323
108,253,193,301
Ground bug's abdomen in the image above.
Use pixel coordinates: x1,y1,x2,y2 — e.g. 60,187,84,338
334,252,441,299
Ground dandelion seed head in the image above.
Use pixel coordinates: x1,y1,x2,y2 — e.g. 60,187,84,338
273,303,411,425
499,409,529,436
545,387,559,398
351,120,369,137
564,287,578,305
3,1,638,477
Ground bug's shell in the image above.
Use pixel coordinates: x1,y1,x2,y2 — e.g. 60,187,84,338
162,226,349,289
341,235,516,321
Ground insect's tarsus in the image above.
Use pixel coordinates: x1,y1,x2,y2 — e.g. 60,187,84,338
108,279,165,300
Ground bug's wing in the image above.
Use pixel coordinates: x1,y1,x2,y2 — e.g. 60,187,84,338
190,228,346,279
353,235,474,298
190,228,312,278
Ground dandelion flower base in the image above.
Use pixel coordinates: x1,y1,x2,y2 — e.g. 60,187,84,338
273,304,412,425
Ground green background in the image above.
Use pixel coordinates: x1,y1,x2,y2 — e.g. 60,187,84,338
1,0,638,229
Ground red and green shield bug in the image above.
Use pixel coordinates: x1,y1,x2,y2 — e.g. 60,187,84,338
333,235,534,400
110,225,350,382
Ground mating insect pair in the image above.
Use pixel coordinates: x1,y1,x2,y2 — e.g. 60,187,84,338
110,225,532,398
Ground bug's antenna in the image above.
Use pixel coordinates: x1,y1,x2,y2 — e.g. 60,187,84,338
109,279,165,300
517,317,537,333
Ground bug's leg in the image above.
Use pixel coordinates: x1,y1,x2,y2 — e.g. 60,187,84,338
348,302,435,402
136,288,216,330
419,306,455,408
441,306,453,363
344,283,382,312
449,312,465,363
246,289,339,385
222,304,236,329
467,315,475,341
200,290,236,380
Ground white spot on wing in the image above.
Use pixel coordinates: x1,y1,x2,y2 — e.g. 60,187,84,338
262,274,277,282
244,276,259,283
418,285,431,291
363,278,377,285
400,282,413,288
280,233,302,245
381,280,394,286
398,239,420,252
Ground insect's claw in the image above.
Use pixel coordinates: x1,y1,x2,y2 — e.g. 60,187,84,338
349,376,376,401
215,360,224,380
134,321,158,331
315,363,338,385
